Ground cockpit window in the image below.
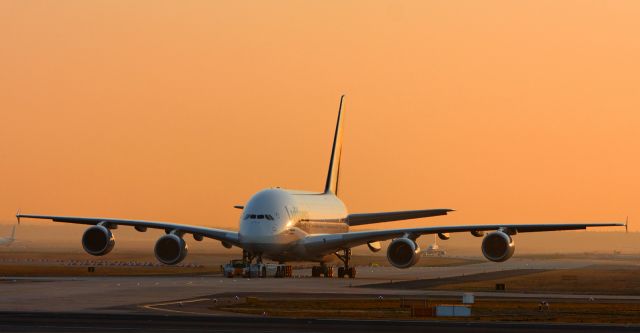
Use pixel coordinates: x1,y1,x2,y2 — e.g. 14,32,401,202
244,214,275,220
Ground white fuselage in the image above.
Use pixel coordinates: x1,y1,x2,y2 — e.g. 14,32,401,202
238,188,348,262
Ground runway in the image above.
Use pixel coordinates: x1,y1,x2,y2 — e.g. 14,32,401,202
1,257,639,332
4,258,638,313
1,311,639,333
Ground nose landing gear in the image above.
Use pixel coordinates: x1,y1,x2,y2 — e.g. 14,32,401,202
242,250,265,265
225,250,291,278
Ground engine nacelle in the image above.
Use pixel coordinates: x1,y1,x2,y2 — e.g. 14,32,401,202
82,225,115,256
367,241,382,253
481,231,515,262
154,234,188,265
386,238,421,269
437,233,451,240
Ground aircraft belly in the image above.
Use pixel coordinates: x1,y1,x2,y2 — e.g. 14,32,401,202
241,227,344,262
298,221,348,234
240,232,299,258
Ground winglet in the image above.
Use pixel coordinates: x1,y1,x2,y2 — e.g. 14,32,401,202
16,209,21,224
625,216,629,233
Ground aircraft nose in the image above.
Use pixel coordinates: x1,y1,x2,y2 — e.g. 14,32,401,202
240,220,280,242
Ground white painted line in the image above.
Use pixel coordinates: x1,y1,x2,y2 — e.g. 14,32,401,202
141,298,215,316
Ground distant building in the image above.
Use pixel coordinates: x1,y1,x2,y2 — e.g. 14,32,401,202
423,235,446,256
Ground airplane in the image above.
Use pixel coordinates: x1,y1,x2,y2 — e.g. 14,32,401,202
0,224,17,246
16,96,624,278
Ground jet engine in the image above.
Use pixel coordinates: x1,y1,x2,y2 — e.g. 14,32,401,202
154,234,188,265
386,238,421,269
481,231,515,262
82,225,115,256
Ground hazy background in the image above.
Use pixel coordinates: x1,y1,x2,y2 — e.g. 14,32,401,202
1,1,638,253
1,223,637,256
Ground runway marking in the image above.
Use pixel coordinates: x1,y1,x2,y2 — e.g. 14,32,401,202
141,298,260,318
142,298,219,316
145,298,211,307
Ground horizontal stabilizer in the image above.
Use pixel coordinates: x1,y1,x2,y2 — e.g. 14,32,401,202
347,209,454,226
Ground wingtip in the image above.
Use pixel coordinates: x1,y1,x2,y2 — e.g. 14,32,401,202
625,216,629,233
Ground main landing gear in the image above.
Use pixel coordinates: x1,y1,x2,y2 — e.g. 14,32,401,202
335,248,356,279
311,248,356,278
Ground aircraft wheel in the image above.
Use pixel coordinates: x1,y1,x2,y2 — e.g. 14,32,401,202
338,267,345,278
324,266,334,278
348,267,356,278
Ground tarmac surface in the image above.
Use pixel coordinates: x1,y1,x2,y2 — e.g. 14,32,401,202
1,257,639,332
2,258,639,313
1,312,640,333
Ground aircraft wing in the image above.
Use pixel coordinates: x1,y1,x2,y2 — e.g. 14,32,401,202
302,222,624,254
347,209,454,226
16,214,240,247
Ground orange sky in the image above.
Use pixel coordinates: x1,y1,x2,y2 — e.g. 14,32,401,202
1,1,638,233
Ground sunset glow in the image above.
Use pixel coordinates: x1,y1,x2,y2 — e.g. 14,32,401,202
1,1,637,231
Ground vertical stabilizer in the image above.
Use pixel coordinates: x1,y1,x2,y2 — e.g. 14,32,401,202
324,95,346,195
